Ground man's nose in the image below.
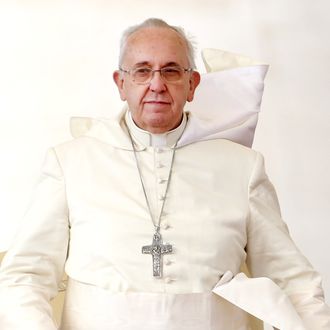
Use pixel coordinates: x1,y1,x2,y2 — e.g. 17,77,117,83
149,71,166,93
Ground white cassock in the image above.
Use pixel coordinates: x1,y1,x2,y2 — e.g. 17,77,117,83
0,109,330,330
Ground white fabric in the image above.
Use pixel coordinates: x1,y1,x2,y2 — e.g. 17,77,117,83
59,271,308,330
182,65,267,147
201,48,265,72
1,112,329,329
0,286,57,329
213,271,306,330
125,111,187,147
60,278,248,330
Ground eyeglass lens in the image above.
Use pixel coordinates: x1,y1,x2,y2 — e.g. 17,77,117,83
133,67,184,83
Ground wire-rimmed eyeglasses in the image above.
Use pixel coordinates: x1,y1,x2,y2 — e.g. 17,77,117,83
119,66,193,84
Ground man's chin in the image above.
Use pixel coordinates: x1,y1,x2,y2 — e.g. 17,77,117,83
144,102,171,112
145,115,168,127
142,107,171,124
139,114,172,133
142,113,184,133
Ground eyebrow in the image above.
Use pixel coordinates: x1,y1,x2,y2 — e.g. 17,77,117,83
163,61,181,67
133,61,181,68
133,61,150,68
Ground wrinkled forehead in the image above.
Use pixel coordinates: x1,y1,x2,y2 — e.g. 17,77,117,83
122,27,190,68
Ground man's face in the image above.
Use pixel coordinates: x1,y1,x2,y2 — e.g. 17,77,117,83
113,27,200,133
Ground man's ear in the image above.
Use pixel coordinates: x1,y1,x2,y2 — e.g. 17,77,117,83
113,70,127,101
187,71,201,102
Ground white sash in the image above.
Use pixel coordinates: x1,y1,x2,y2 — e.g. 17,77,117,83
213,271,306,330
60,272,306,330
60,279,248,330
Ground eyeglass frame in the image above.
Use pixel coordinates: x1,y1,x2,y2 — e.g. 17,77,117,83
118,66,194,84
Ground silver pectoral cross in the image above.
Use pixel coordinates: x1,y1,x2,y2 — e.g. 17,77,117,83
142,231,172,277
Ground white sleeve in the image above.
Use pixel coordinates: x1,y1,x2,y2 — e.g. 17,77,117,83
0,148,69,329
246,152,330,330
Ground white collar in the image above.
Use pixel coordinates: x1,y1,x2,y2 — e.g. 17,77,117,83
125,111,187,148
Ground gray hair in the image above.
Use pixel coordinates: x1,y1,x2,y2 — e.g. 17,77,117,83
118,18,196,69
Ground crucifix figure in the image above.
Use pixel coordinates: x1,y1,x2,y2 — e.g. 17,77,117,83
142,231,173,277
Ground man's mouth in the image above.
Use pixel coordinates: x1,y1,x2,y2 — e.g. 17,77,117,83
144,100,170,104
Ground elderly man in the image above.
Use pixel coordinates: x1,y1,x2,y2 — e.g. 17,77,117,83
0,18,329,330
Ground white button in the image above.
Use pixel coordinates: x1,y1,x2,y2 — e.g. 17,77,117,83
162,223,170,230
159,195,165,201
164,277,172,284
164,259,172,266
156,162,163,168
155,147,163,153
158,178,167,184
58,280,67,291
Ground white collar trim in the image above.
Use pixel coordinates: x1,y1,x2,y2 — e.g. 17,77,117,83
125,111,187,148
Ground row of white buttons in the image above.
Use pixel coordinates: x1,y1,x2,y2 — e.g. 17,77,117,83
154,147,174,285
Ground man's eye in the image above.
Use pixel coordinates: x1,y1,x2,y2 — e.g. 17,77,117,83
162,67,182,80
134,68,151,75
163,67,181,74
